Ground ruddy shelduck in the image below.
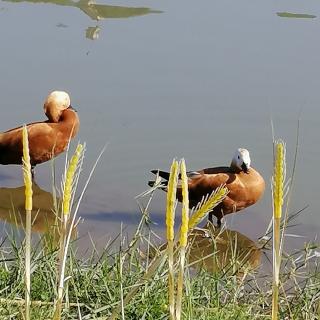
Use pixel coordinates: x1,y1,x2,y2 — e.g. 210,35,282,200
149,148,265,226
0,91,79,174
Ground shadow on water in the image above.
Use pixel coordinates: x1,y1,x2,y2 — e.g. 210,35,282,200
0,182,160,238
81,210,164,225
3,0,162,39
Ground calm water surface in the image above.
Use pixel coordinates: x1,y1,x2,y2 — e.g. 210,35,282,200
0,0,320,247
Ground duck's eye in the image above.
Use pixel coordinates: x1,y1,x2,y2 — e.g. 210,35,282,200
237,156,240,159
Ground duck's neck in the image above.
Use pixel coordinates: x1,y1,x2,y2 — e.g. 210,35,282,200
60,109,80,138
45,107,61,122
230,160,241,173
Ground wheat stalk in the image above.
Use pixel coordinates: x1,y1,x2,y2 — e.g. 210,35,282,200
272,140,286,320
166,159,179,320
22,125,33,320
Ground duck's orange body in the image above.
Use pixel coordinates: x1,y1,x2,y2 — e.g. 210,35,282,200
150,149,265,226
0,109,79,166
0,91,79,169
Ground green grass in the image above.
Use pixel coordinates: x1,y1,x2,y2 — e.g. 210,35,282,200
0,215,319,319
0,139,320,319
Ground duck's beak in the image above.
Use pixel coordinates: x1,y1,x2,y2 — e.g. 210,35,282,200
68,105,77,112
241,163,249,173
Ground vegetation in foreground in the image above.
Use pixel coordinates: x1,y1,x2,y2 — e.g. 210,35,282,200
0,227,319,319
0,133,319,319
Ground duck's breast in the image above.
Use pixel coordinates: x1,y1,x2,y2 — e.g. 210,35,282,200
27,123,68,164
226,168,265,209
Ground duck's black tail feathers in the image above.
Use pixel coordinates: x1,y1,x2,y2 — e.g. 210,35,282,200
150,170,170,180
148,180,154,188
148,180,167,191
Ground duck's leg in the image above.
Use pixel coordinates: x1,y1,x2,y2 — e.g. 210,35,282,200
209,210,222,228
31,165,35,180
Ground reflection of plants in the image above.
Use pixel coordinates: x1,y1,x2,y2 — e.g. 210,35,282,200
86,25,100,40
76,0,161,21
3,0,161,40
277,12,316,19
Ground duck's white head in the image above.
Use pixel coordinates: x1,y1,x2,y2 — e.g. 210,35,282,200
231,148,251,173
44,90,71,122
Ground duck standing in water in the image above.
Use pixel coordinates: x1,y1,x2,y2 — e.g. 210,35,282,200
149,148,265,227
0,91,79,175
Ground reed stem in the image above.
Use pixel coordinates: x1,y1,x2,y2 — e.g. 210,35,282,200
272,217,281,320
25,209,31,320
22,125,33,320
176,159,189,320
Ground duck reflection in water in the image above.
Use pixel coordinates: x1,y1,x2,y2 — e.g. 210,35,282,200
0,91,79,177
151,223,261,277
0,183,77,249
3,0,161,40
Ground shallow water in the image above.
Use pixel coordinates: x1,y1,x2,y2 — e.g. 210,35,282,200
0,0,320,248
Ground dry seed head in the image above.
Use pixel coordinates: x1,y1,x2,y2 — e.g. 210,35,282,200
166,159,179,242
63,144,83,215
188,185,228,230
273,140,285,219
179,159,189,247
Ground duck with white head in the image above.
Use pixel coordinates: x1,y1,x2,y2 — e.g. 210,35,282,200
230,148,251,173
149,148,265,227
